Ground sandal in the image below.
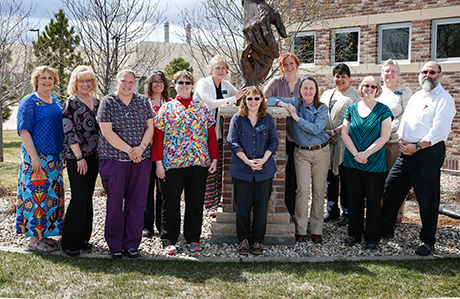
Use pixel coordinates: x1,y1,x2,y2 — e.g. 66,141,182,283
26,241,57,253
43,238,57,247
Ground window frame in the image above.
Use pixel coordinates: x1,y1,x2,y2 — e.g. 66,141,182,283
378,23,411,64
331,27,360,65
291,31,315,66
432,17,460,62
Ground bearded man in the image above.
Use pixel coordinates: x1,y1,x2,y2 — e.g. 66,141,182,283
381,61,456,256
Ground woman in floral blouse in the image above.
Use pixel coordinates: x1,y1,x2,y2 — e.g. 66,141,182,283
152,70,219,255
61,66,100,256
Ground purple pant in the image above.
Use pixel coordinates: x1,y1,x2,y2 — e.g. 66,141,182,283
99,159,151,253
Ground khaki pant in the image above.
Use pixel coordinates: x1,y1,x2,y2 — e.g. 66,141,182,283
293,145,330,235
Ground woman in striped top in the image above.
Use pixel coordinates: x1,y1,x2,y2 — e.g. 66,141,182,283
341,76,393,250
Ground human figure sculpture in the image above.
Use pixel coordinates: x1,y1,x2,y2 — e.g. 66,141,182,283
241,0,287,86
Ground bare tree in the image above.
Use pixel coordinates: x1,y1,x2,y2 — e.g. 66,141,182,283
178,0,339,84
60,0,166,95
0,0,37,162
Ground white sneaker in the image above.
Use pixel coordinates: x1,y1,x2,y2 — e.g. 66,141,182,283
164,245,177,255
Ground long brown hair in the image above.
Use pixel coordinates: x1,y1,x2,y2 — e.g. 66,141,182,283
144,71,170,100
297,77,322,111
238,86,267,117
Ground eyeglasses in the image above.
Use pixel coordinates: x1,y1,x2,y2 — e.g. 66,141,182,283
421,70,438,75
78,79,93,84
152,80,164,84
363,84,378,90
247,97,261,101
177,81,192,85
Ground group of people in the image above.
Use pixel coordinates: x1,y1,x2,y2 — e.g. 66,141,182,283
15,53,455,258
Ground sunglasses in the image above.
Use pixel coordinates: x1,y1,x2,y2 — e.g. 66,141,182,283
421,70,438,75
246,97,261,101
363,84,378,90
177,81,192,85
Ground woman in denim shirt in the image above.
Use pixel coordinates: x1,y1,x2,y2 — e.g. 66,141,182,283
227,86,278,256
267,77,330,245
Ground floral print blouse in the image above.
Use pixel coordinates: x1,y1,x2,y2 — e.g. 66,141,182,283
62,95,100,159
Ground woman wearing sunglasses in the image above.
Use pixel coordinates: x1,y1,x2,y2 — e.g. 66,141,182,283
152,70,219,255
341,76,393,250
227,86,278,255
267,77,330,245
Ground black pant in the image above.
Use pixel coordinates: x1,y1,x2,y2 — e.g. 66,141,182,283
144,162,163,233
234,178,273,244
160,166,208,245
382,142,445,245
345,167,386,243
61,154,99,251
285,141,297,216
326,164,348,216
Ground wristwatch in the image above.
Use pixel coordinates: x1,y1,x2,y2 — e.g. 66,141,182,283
415,143,422,151
331,129,336,137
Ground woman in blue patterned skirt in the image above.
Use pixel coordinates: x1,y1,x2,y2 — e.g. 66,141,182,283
341,76,393,250
16,66,64,253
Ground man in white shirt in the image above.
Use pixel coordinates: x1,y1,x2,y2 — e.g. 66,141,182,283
381,61,456,256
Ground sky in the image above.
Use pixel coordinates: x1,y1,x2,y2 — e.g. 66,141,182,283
22,0,201,43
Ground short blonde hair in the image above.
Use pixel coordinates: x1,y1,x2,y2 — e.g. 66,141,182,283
358,76,382,98
238,86,267,117
67,65,98,97
30,66,59,91
208,55,229,75
173,70,194,85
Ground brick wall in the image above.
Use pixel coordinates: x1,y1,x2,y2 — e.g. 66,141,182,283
296,1,460,170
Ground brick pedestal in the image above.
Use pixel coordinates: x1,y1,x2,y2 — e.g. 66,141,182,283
210,107,295,245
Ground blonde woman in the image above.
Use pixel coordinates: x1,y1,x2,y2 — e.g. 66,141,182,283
16,66,64,253
61,66,100,256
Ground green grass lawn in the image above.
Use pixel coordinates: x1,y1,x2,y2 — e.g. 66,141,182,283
0,252,459,298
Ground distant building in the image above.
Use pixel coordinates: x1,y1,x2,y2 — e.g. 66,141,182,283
290,0,460,170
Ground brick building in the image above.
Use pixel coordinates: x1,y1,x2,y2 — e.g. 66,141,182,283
291,0,460,170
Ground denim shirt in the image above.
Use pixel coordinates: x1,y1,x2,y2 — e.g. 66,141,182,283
266,97,329,146
227,112,278,182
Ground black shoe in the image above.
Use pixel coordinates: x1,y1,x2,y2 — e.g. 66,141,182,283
345,236,359,246
337,215,349,226
124,248,139,258
112,251,123,259
62,248,80,257
365,242,378,250
82,242,92,253
415,243,434,256
142,229,154,238
324,213,339,222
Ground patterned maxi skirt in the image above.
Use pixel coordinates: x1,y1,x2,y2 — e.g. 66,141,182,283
16,149,65,240
204,139,223,211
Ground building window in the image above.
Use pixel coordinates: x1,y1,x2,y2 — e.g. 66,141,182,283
432,18,460,62
292,32,315,65
378,23,411,64
332,28,359,64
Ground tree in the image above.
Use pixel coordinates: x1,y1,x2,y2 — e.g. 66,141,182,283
178,0,340,83
164,57,194,83
0,0,36,162
32,9,86,101
61,0,166,95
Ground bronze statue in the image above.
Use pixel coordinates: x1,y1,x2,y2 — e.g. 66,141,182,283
241,0,287,86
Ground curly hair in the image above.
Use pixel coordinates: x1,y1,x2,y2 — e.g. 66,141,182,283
67,65,98,97
144,71,170,100
30,66,59,91
238,85,267,117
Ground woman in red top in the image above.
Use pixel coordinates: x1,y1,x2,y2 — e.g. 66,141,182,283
142,71,172,238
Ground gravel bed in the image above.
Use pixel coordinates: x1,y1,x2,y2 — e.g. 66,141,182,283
1,172,459,259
